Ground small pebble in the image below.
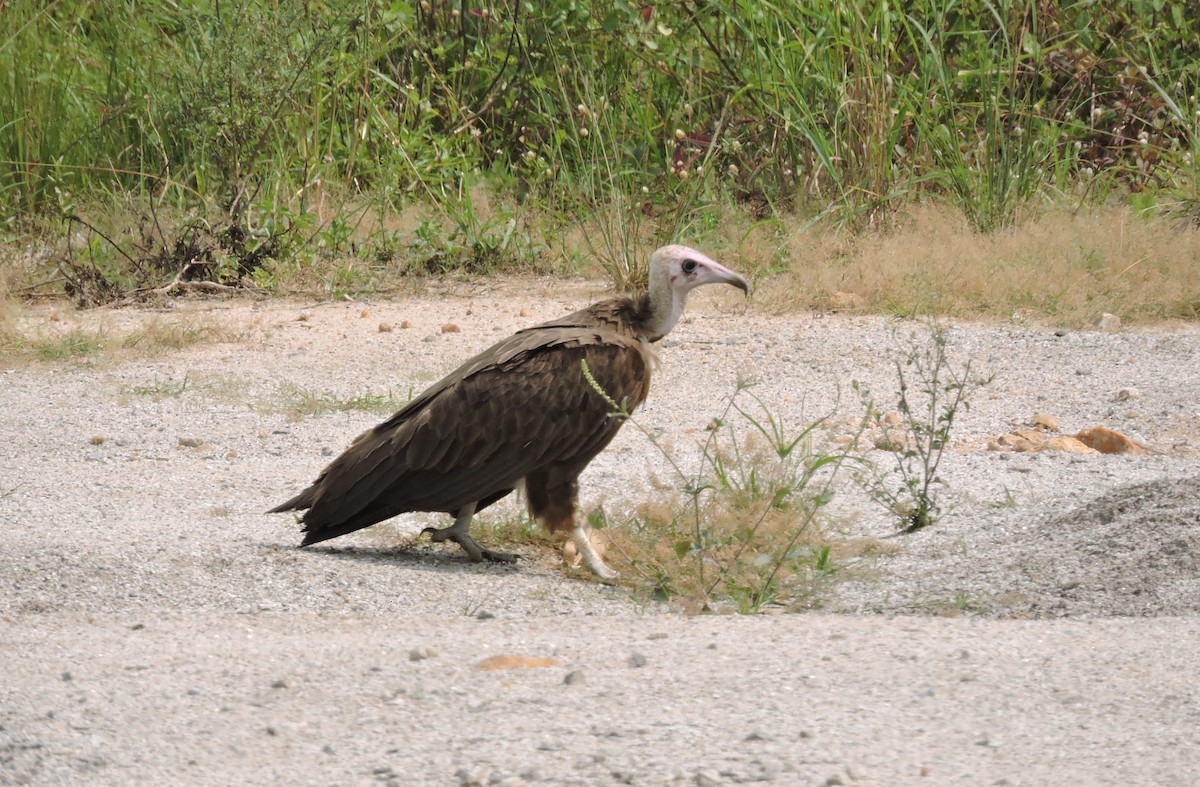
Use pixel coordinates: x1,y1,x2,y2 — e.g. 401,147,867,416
628,652,647,668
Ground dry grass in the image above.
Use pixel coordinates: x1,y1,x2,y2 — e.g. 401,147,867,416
0,297,247,363
585,388,860,612
7,198,1198,328
604,482,837,612
754,204,1200,325
120,316,244,351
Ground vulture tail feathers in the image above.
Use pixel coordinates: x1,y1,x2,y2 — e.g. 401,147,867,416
268,487,316,514
300,520,369,544
299,500,408,546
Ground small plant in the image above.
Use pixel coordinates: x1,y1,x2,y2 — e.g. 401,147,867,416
131,374,191,400
987,487,1019,510
583,362,862,612
950,592,990,616
855,321,988,534
279,384,409,419
26,327,108,360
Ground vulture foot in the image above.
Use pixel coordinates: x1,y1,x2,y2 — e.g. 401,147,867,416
421,504,517,565
421,525,518,564
570,525,619,581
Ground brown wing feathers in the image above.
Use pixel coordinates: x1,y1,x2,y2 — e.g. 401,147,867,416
275,323,651,546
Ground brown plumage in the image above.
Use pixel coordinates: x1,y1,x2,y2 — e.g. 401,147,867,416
270,245,747,578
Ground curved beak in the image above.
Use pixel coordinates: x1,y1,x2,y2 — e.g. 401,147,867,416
707,260,749,295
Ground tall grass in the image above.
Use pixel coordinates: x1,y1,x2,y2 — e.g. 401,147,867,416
2,0,1200,296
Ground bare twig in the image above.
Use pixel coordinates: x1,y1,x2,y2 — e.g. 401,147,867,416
64,215,146,277
15,276,68,293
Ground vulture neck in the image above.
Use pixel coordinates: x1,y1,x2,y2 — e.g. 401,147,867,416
635,261,684,342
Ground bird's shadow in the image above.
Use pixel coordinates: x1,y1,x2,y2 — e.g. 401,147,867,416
293,541,534,576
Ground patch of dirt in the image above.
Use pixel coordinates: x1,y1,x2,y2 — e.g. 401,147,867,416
2,291,1199,784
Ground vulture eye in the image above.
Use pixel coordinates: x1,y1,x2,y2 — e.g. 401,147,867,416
681,259,698,274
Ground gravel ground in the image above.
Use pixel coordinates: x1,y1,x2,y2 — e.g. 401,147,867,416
2,279,1198,785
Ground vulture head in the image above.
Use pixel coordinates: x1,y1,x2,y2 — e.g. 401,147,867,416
643,244,749,342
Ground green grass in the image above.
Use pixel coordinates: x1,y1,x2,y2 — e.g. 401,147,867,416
279,383,408,418
3,1,1200,306
130,374,191,400
9,327,108,361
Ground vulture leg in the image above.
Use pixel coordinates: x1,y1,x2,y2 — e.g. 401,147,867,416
527,469,619,580
421,502,518,564
569,525,618,581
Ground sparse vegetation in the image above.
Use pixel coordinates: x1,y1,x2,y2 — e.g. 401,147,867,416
130,374,191,400
0,304,247,363
855,322,988,534
121,317,242,351
14,325,107,361
278,383,409,419
581,365,864,612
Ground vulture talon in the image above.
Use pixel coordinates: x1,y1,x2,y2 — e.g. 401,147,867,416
421,531,516,565
419,505,516,564
272,245,748,579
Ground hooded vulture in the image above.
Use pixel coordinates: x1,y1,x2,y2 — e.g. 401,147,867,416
270,244,748,578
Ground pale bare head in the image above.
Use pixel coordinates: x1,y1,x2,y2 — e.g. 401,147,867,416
643,245,748,341
651,244,749,296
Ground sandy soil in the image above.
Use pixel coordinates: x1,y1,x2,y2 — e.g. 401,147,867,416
2,280,1198,785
